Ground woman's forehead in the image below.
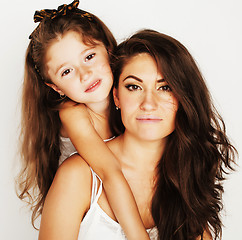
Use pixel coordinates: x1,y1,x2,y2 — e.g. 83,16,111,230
120,53,162,80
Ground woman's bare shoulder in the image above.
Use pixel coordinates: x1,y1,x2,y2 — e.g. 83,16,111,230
57,153,92,190
48,153,93,212
39,154,92,239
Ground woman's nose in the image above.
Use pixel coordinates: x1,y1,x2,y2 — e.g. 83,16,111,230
140,91,158,111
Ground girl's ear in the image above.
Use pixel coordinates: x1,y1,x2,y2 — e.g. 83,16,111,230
45,83,65,96
113,87,120,108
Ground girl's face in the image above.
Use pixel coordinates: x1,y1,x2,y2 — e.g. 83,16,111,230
114,53,178,142
46,31,113,104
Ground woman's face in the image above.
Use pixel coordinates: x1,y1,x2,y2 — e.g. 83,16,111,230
114,53,178,142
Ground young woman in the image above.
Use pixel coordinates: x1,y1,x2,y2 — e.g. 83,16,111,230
17,1,149,239
39,29,236,239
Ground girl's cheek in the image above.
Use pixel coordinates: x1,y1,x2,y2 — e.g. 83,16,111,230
99,62,112,73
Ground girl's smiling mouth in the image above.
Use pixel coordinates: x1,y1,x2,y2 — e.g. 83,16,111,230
85,79,101,92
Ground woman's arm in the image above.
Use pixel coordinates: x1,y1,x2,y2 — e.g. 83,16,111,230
59,103,150,240
39,154,92,240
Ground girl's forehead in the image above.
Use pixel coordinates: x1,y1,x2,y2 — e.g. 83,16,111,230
53,30,102,47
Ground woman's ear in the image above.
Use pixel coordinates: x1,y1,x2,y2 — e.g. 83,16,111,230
113,87,120,108
107,48,112,56
107,48,113,62
45,83,65,96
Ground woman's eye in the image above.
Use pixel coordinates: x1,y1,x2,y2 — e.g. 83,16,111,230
62,69,72,77
125,84,141,91
85,53,96,61
158,85,172,92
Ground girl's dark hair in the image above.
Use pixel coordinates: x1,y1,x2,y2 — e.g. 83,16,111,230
111,29,237,240
17,9,117,228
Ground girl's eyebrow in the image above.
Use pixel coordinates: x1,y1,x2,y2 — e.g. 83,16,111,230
123,75,165,83
81,46,96,55
55,62,68,75
54,46,95,75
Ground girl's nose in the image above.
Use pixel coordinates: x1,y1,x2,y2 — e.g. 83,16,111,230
140,91,158,111
80,67,92,82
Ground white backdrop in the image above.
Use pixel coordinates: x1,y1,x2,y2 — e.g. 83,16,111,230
0,0,241,239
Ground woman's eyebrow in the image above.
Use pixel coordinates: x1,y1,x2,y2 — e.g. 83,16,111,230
157,79,165,83
123,75,165,83
123,75,143,82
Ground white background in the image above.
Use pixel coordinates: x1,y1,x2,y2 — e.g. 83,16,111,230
0,0,241,239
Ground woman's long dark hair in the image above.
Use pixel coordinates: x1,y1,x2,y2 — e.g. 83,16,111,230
111,29,237,240
17,7,117,228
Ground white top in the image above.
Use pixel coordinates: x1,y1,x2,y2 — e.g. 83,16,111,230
78,168,158,240
59,137,77,165
59,136,115,165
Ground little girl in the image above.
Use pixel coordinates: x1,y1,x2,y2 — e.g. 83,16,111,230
17,1,150,239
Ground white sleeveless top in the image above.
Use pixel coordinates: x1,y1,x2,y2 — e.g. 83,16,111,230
59,137,77,165
59,136,115,165
78,168,158,240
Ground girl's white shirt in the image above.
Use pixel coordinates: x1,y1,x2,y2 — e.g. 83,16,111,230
59,136,77,165
59,136,115,165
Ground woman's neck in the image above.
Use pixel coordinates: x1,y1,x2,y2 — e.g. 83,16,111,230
117,132,166,171
107,131,164,229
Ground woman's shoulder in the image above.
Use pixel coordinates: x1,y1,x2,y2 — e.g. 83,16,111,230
57,153,92,190
39,154,93,238
51,154,93,211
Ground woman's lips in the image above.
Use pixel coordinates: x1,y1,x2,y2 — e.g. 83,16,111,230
136,116,162,123
85,79,101,92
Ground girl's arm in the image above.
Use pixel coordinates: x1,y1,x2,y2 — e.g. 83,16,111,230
59,102,150,240
39,154,92,240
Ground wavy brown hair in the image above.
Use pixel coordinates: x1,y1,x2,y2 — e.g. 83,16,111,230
110,29,237,240
17,8,117,228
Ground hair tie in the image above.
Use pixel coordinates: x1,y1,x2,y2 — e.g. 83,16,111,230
33,0,80,23
29,0,93,39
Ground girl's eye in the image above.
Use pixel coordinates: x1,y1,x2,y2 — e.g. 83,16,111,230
125,84,141,91
85,53,96,61
158,85,172,92
61,69,72,77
